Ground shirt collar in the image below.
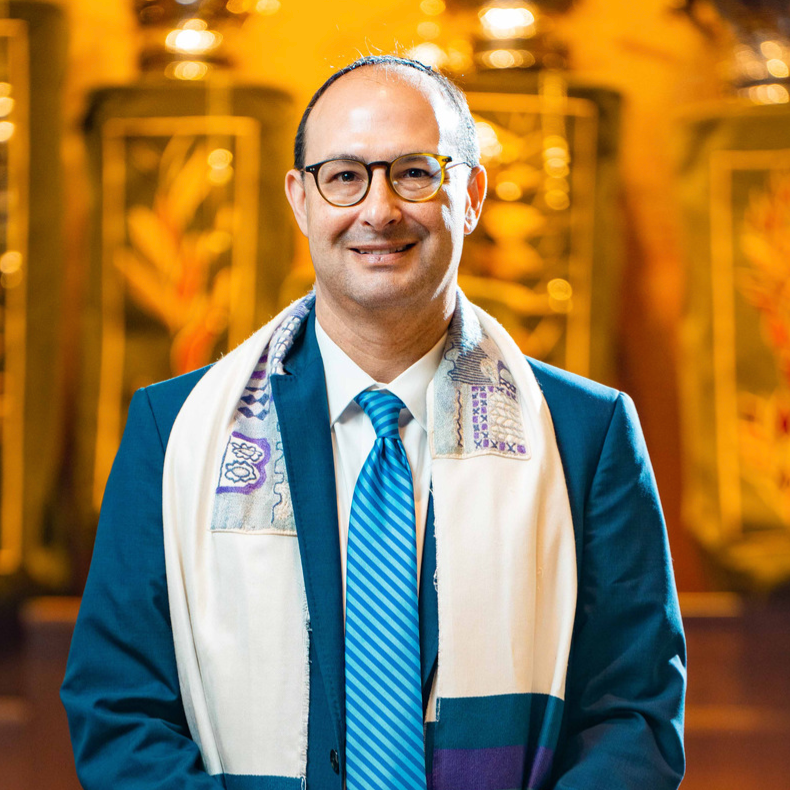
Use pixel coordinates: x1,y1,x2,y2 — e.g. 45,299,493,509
315,316,446,431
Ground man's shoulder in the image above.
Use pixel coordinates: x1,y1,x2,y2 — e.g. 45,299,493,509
526,357,635,469
526,358,632,501
527,357,620,420
137,363,215,449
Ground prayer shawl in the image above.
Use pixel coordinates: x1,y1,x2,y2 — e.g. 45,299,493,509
162,291,577,788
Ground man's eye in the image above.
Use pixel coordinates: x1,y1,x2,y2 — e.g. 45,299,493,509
402,168,430,179
332,171,363,183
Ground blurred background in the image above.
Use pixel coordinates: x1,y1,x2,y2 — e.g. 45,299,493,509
0,0,788,787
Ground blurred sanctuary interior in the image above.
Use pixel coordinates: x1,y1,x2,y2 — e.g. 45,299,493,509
0,0,789,788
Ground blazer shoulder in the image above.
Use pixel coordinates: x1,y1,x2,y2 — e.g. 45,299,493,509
140,364,214,450
526,358,636,492
527,357,620,424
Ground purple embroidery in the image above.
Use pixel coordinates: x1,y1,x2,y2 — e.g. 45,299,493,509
216,432,271,495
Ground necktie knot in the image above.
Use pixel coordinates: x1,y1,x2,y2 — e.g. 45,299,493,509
355,389,405,439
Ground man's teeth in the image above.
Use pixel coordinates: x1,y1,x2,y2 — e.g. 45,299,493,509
357,246,409,254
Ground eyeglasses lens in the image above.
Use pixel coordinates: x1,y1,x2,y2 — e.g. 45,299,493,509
317,155,443,206
317,160,368,206
391,155,443,199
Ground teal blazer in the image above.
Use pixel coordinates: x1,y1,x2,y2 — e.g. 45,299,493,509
62,310,686,790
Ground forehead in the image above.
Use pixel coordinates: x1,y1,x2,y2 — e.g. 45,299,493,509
304,67,459,162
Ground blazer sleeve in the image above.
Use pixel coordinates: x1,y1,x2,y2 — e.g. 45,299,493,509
552,392,686,790
60,388,221,790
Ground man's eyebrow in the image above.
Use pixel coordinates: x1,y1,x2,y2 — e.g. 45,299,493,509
313,151,428,163
318,153,367,163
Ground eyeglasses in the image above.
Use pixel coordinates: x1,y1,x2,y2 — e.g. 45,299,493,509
302,153,470,207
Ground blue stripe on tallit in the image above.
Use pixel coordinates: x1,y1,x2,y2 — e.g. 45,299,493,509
425,693,565,790
215,774,302,789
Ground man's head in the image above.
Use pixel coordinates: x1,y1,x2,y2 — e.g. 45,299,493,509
293,55,481,171
284,56,487,329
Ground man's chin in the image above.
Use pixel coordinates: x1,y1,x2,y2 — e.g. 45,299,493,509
315,264,455,321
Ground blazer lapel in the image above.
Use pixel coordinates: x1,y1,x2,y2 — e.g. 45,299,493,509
271,308,441,743
420,493,439,716
270,309,346,753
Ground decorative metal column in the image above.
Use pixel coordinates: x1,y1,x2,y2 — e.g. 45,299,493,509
76,2,294,539
0,1,66,592
406,0,622,384
678,0,790,590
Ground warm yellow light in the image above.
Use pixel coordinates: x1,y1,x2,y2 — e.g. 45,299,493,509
446,45,472,73
548,294,571,313
256,0,281,15
183,18,208,31
545,176,569,192
747,60,766,80
544,146,568,161
420,0,445,15
1,270,22,289
760,40,783,60
227,0,247,12
544,158,569,177
544,136,568,155
0,97,14,118
767,58,789,78
545,189,569,211
0,251,23,289
766,83,790,103
495,181,522,201
547,278,572,301
170,61,209,80
166,27,221,55
479,4,536,40
486,49,517,68
208,148,234,169
208,166,234,186
206,149,234,188
417,21,441,40
480,48,534,69
407,43,447,69
207,230,233,254
0,121,15,142
0,83,11,99
0,251,22,274
475,121,503,159
749,83,790,104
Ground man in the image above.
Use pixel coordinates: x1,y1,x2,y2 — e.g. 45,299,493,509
62,56,686,790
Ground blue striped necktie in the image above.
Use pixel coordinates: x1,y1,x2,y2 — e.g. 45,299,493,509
344,389,427,790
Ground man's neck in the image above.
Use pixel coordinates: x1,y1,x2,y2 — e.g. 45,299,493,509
314,295,453,384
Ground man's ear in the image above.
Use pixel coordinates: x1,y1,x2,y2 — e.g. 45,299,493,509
285,169,309,237
464,164,487,235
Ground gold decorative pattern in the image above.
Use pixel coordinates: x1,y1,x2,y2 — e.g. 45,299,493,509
0,20,28,576
462,89,598,375
93,115,260,509
710,149,790,542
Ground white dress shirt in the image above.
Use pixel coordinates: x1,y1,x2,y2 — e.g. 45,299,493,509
314,317,447,616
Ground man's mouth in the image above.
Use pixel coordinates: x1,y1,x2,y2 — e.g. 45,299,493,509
350,243,416,255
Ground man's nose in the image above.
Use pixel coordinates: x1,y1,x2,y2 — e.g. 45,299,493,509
358,167,401,229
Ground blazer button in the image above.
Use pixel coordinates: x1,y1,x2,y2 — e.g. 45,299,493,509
330,749,339,774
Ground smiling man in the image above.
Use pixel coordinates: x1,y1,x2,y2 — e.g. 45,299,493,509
62,56,686,790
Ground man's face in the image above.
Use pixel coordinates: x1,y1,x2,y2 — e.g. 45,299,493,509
285,68,486,323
